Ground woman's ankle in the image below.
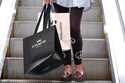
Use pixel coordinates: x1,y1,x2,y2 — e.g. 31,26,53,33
64,65,72,74
64,65,72,70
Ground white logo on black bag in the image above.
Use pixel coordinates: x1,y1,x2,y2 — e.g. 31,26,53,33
32,39,47,48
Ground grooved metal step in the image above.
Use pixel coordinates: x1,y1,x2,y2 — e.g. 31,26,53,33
13,21,104,38
18,0,100,7
15,7,102,22
0,80,112,83
2,57,111,80
7,38,108,58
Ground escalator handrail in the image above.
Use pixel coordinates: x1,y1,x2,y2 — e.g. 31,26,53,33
102,0,125,83
0,0,17,78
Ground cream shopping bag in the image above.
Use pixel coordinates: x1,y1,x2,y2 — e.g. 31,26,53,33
51,13,71,51
37,12,71,51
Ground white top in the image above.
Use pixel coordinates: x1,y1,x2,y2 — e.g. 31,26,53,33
55,0,93,11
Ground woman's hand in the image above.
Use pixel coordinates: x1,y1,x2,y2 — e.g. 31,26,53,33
43,0,53,4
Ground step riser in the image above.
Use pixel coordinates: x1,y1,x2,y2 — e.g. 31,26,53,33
3,58,111,80
82,7,102,22
18,0,100,7
83,39,107,58
13,21,36,38
16,7,102,22
81,22,104,38
8,38,107,58
13,21,104,38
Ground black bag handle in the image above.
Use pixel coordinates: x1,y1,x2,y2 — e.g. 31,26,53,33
44,4,56,27
34,4,52,34
34,4,47,34
43,4,51,30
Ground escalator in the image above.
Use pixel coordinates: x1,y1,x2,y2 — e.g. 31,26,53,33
1,0,112,83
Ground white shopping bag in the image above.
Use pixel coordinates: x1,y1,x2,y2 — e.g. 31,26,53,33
51,13,71,51
37,12,71,51
37,12,44,32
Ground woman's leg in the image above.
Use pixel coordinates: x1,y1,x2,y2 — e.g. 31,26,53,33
70,7,85,81
54,3,83,66
70,7,83,65
54,3,85,80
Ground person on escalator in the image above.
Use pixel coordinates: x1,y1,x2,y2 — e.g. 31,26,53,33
43,0,92,81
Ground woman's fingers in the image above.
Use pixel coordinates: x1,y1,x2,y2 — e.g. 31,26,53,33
44,0,49,4
50,0,53,4
43,0,53,4
43,0,48,4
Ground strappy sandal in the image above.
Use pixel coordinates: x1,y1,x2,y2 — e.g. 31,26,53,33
61,65,73,81
74,64,86,81
74,71,86,81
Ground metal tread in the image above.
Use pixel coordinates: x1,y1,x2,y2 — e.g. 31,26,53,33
14,20,104,23
18,0,101,7
6,57,108,60
0,79,112,83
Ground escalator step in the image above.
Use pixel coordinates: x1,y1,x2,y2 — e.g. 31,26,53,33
18,0,100,7
2,57,111,80
16,7,102,22
8,38,108,58
13,21,104,38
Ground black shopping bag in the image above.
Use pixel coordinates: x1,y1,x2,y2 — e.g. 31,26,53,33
23,4,63,75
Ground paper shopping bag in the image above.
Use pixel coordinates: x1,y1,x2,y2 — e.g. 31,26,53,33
51,13,71,51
